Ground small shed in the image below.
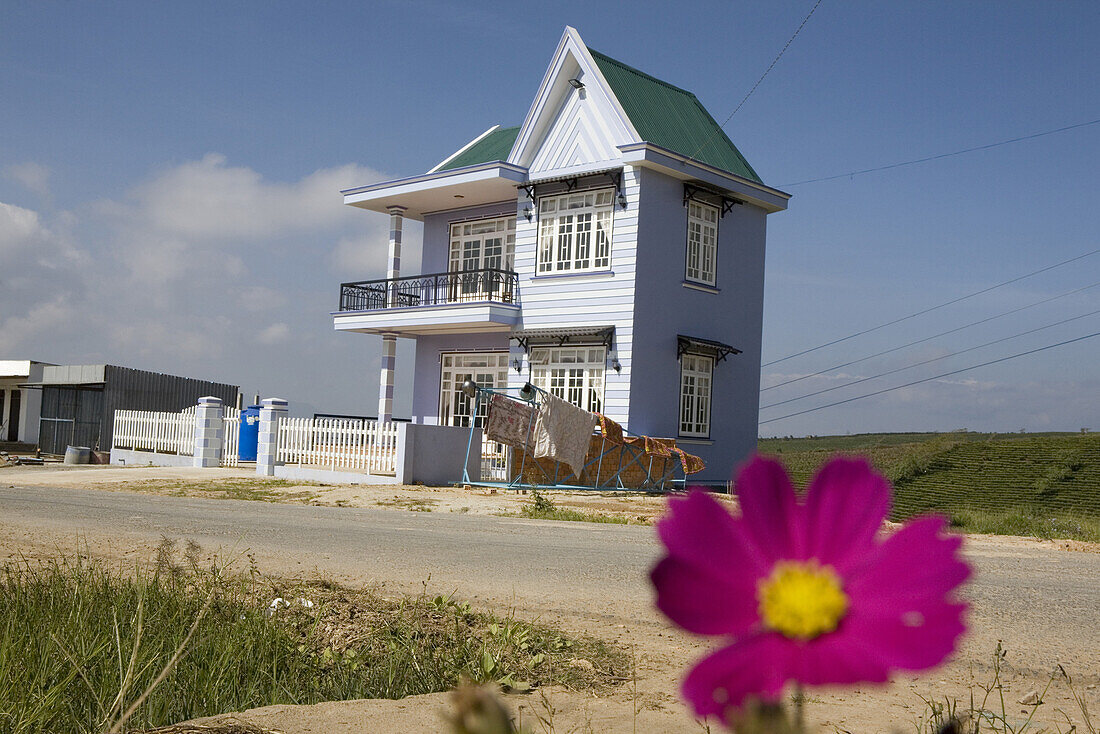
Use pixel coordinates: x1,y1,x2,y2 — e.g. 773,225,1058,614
28,365,239,455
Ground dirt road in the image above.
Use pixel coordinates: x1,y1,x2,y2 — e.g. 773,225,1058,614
1,474,1097,732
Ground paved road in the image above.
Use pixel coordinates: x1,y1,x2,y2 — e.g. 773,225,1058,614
1,485,1097,680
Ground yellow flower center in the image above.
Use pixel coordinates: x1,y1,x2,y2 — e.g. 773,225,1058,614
757,560,849,640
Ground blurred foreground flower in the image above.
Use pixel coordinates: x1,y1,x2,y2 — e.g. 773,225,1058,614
651,455,970,724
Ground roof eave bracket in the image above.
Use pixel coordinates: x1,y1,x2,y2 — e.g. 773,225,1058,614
683,182,743,218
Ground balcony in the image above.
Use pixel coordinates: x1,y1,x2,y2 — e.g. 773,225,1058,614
333,268,522,336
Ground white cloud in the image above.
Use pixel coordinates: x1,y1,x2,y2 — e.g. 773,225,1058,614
0,154,410,411
256,322,290,345
4,162,51,198
0,201,45,252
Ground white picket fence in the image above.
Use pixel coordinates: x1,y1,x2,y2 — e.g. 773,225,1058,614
276,416,399,475
482,435,509,482
113,408,197,455
113,406,240,467
221,407,241,467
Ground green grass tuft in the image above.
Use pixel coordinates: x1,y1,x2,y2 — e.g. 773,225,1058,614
516,491,632,524
0,549,629,734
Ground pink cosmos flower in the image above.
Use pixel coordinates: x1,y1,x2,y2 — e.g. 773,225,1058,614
651,455,970,721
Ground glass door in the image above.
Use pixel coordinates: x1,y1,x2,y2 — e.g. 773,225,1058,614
449,217,515,302
439,352,510,480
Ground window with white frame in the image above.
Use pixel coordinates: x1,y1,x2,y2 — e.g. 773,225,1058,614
537,190,614,274
679,353,713,437
449,217,516,274
529,346,605,413
685,201,719,286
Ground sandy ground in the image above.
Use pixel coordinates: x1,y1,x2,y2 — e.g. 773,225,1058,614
0,463,680,521
2,464,1098,733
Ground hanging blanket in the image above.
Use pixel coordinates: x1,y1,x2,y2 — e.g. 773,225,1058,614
669,447,706,475
623,435,673,458
485,394,536,448
531,393,598,478
595,413,625,445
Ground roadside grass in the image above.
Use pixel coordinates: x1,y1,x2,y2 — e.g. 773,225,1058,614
130,478,320,503
510,491,636,525
757,432,1100,543
0,543,630,734
376,496,439,512
946,506,1100,543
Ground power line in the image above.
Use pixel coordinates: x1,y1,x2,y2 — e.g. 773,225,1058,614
686,0,824,163
759,330,1100,425
762,247,1100,367
779,118,1100,187
760,308,1100,410
762,279,1100,391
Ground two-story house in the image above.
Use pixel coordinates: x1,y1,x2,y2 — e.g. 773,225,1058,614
333,27,789,482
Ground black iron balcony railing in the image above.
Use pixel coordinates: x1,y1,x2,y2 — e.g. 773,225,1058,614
339,268,519,312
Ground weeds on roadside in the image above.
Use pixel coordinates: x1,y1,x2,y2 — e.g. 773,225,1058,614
914,643,1096,734
516,491,634,525
0,547,629,734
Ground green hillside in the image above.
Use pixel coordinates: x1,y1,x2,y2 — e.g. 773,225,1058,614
756,432,1100,540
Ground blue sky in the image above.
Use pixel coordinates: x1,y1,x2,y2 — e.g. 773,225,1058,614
2,0,1097,435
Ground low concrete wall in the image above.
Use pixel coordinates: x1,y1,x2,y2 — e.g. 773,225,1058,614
110,448,194,467
273,465,401,485
396,424,481,485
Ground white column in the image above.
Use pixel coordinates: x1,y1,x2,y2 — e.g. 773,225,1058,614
192,396,223,468
256,397,288,477
377,204,405,424
378,333,397,423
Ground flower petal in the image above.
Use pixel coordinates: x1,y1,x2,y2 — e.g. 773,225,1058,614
791,629,892,686
837,514,970,673
682,633,794,719
657,490,770,577
804,456,891,571
734,456,804,561
651,556,759,635
840,601,968,672
847,515,971,608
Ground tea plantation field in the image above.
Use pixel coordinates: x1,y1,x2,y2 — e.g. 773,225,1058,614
757,432,1100,537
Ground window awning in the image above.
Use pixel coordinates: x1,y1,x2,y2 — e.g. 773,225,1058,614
677,335,741,363
511,325,615,351
519,168,624,200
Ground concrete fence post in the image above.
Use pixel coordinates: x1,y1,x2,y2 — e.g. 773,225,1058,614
192,396,224,468
256,398,288,477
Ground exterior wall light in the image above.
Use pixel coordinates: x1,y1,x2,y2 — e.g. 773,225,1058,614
568,78,585,89
609,350,622,373
523,204,534,221
512,357,523,373
617,192,628,209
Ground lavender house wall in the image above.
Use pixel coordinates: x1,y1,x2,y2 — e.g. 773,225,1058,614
630,167,768,480
409,201,518,424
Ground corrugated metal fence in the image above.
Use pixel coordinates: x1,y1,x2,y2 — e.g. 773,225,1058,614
277,417,398,475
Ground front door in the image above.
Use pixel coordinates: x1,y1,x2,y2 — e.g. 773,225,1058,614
7,389,20,442
439,352,510,481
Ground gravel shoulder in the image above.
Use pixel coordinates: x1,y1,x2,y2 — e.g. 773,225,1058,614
1,467,1097,732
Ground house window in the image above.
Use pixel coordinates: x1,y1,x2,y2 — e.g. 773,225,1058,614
537,190,614,274
529,346,605,413
679,353,713,437
685,201,718,286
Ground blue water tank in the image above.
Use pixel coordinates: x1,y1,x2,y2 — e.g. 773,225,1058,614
238,405,261,462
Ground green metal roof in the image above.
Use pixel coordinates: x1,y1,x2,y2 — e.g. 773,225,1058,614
437,126,521,171
587,47,762,184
